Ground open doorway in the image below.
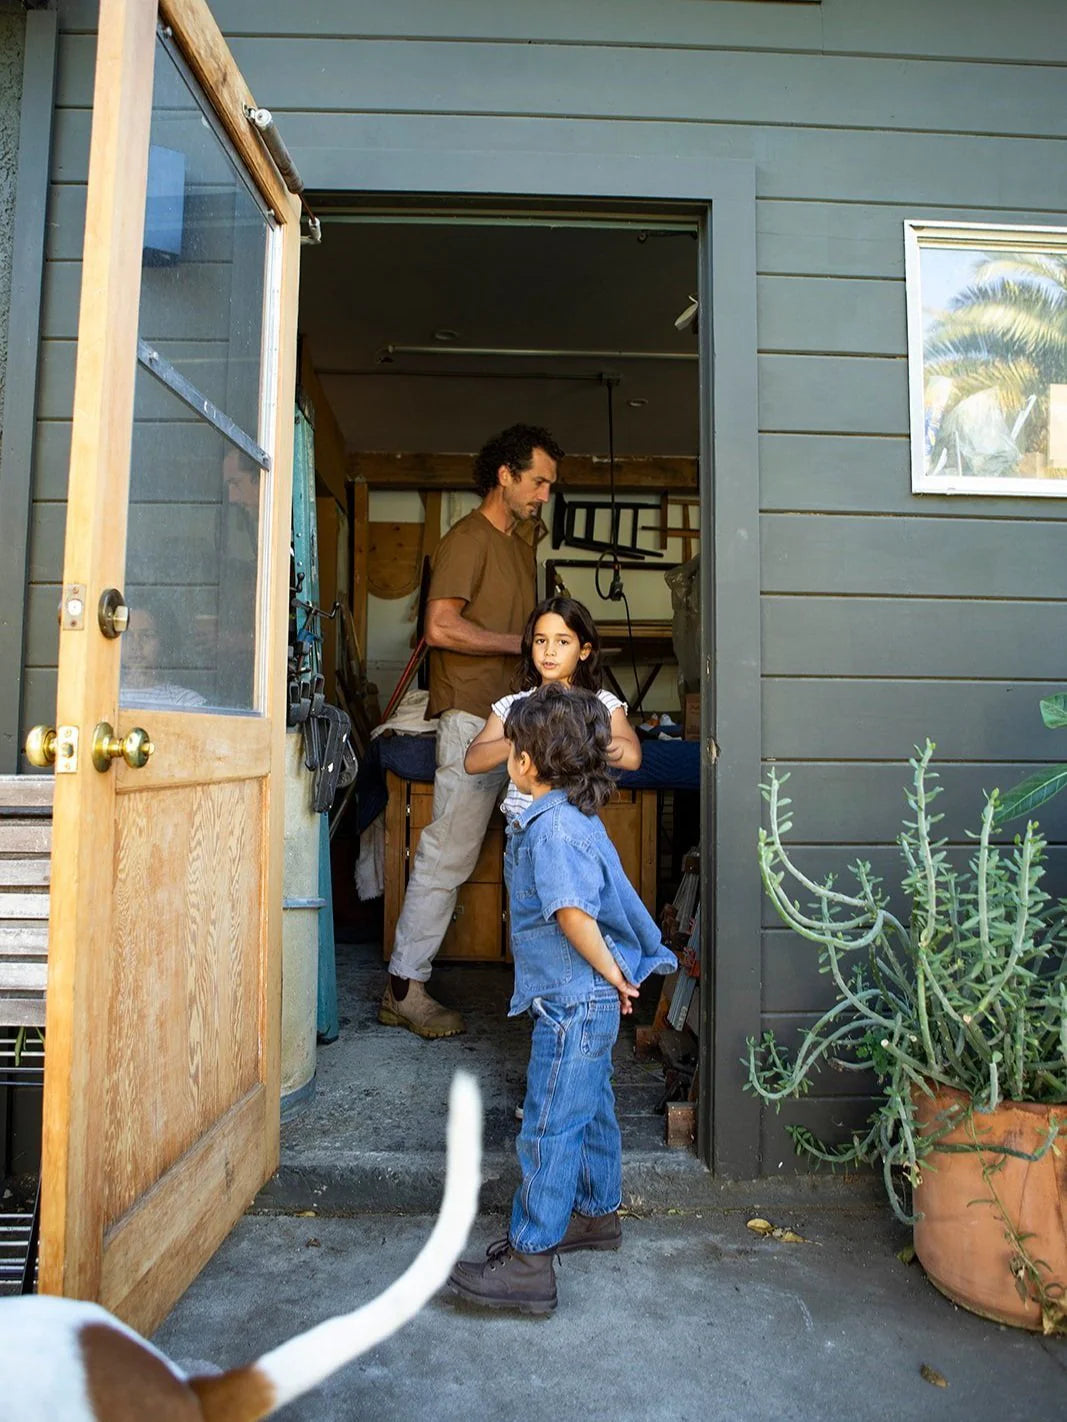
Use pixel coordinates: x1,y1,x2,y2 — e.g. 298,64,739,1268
278,200,704,1194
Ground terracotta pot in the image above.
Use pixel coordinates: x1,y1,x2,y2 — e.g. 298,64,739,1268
912,1083,1067,1330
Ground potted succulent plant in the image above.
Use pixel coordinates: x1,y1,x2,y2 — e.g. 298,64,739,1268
747,742,1067,1335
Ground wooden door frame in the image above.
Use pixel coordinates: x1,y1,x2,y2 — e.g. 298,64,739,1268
307,142,761,1174
40,0,300,1315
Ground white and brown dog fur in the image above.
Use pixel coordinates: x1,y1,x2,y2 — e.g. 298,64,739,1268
0,1071,481,1421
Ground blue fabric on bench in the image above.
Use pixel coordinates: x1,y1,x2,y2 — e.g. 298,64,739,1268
356,733,699,834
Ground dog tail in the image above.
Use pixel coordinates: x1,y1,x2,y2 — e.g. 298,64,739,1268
188,1070,482,1421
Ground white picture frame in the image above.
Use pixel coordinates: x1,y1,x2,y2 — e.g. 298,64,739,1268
905,220,1067,496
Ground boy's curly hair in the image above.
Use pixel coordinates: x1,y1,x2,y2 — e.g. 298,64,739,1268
504,684,615,815
472,424,565,497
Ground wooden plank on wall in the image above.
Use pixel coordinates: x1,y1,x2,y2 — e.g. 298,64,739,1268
762,679,1065,763
348,451,698,491
53,34,1065,138
762,596,1067,680
762,761,1067,845
761,514,1067,597
759,433,1067,519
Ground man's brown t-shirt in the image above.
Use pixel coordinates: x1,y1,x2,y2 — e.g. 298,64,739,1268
425,510,536,719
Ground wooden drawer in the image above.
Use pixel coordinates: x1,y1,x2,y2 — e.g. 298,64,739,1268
408,782,504,884
384,771,658,962
438,882,505,960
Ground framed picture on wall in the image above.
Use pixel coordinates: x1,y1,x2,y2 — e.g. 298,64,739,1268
905,220,1067,496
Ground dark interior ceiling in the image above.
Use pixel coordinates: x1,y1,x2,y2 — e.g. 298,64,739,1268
297,215,700,459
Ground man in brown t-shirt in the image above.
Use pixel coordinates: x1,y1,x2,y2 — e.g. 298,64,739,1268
380,425,562,1038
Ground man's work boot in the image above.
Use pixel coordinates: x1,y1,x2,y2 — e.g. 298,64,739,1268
556,1210,622,1254
378,975,465,1039
447,1238,557,1315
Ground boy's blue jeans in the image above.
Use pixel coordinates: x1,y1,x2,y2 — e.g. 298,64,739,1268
509,991,622,1254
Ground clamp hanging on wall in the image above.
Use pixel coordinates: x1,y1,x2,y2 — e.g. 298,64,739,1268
244,105,322,244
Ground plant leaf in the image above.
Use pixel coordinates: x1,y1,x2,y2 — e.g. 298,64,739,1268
1040,693,1067,730
995,765,1067,824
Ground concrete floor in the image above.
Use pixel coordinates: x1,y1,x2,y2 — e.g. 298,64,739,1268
153,1207,1067,1421
148,939,1067,1419
258,938,700,1215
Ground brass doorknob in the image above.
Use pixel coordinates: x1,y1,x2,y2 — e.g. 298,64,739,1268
25,725,57,767
91,721,154,772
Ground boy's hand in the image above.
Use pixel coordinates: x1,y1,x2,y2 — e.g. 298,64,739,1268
616,980,640,1015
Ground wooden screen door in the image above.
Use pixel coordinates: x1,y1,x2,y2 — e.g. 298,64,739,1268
38,0,300,1333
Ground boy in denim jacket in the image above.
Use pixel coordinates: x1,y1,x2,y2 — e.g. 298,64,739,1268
447,684,675,1314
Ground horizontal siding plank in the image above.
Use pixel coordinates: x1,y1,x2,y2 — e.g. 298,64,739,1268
759,356,907,436
42,258,238,343
762,596,1067,680
50,112,1067,212
756,200,1067,280
44,183,85,261
33,421,72,501
24,585,60,663
27,502,66,585
762,679,1064,762
759,762,1067,844
57,0,1066,68
758,277,904,357
56,34,1067,140
20,669,57,758
760,1097,875,1174
760,435,1067,519
761,514,1067,597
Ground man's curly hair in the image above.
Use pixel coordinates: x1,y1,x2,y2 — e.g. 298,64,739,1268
504,684,615,816
472,424,565,497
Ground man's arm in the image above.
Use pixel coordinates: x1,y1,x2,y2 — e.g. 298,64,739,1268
554,905,640,1014
424,597,523,656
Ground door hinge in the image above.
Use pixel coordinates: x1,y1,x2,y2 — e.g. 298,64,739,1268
706,736,719,764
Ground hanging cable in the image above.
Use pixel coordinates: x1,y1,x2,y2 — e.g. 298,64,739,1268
594,375,644,713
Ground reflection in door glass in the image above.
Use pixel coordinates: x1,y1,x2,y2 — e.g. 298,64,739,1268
122,372,262,712
122,32,275,714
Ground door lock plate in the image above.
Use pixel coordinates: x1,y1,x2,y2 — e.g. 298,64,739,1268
55,725,79,773
60,584,87,631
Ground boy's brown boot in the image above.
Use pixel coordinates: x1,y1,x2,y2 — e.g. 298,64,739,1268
378,976,465,1039
556,1209,622,1254
447,1239,557,1314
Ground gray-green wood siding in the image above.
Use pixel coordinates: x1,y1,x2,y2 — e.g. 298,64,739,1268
24,0,1067,1171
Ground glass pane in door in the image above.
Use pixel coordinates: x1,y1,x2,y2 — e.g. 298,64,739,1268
121,29,277,714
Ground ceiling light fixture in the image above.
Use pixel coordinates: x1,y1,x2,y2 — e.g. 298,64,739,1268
627,398,648,409
433,328,459,342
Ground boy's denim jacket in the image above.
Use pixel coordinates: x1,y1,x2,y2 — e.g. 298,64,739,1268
504,788,676,1016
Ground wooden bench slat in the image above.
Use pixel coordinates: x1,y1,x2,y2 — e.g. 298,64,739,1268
0,997,47,1027
0,893,50,920
0,824,51,853
0,775,54,810
0,963,47,991
0,923,48,952
0,861,50,888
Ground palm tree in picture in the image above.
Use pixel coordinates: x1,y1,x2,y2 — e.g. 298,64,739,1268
923,251,1067,480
